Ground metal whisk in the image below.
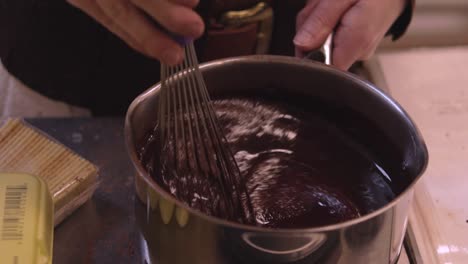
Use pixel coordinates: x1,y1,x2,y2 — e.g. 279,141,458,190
157,42,254,224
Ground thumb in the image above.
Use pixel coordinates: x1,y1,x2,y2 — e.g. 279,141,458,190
294,0,356,52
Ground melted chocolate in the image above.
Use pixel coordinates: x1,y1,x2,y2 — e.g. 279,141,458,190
140,98,396,228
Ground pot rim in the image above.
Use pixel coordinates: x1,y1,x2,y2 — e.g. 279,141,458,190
125,55,429,233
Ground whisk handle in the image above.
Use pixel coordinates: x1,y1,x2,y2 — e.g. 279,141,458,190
145,13,192,46
158,26,191,46
168,33,192,47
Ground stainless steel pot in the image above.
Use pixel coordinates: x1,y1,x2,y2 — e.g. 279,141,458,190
125,55,428,264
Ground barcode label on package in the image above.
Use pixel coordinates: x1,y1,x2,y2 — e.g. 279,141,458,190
1,184,27,241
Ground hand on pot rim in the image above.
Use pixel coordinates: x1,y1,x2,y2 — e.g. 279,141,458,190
294,0,407,70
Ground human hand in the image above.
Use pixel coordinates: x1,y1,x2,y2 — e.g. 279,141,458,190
294,0,407,70
67,0,205,65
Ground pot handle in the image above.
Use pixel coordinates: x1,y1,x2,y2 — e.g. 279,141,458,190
304,33,333,65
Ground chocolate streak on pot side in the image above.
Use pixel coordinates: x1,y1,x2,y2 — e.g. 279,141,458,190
140,98,396,229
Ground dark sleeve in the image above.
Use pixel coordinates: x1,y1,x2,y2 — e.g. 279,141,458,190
0,0,36,61
387,0,415,40
0,0,161,116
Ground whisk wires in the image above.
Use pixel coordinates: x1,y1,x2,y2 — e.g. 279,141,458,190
158,42,255,224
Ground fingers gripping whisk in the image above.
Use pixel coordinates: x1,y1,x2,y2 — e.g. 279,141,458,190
158,43,254,224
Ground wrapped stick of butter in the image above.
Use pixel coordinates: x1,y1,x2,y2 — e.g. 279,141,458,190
0,119,99,226
0,173,54,264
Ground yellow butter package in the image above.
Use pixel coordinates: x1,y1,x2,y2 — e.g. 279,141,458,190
0,173,54,264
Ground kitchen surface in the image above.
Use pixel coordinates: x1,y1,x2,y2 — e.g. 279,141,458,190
368,46,468,263
23,118,143,263
376,2,468,261
1,0,468,263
